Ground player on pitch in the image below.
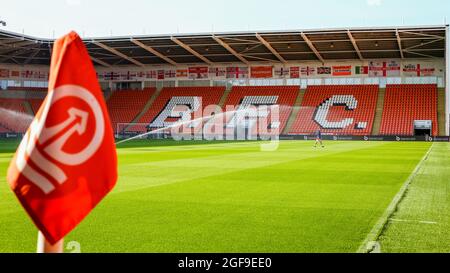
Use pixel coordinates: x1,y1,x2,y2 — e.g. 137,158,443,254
314,129,324,148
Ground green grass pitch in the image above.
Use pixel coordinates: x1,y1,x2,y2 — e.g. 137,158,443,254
0,140,448,253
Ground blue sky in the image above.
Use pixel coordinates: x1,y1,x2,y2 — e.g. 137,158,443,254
0,0,449,38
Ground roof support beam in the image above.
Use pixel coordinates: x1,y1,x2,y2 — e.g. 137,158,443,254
255,33,287,64
171,37,213,65
0,47,26,56
213,37,260,44
402,50,438,59
398,30,445,40
347,30,364,60
300,32,325,64
0,45,36,63
404,38,444,51
91,57,112,67
395,30,405,59
0,41,38,56
24,49,41,65
0,40,37,49
239,44,262,54
212,36,249,65
241,54,277,62
131,39,178,66
93,41,145,67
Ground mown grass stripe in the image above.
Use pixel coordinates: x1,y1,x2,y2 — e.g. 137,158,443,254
356,143,434,253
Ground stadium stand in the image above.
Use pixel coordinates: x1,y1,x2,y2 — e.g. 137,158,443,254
0,99,33,133
106,88,156,133
380,84,438,136
129,86,226,133
29,99,45,115
0,125,11,133
289,85,379,135
223,86,299,133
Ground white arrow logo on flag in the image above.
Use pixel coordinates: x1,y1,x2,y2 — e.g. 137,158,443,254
15,85,105,194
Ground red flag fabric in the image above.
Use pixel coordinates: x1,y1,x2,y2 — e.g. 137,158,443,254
7,31,118,244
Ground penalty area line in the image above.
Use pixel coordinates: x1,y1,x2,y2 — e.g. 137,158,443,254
356,143,434,253
389,218,437,225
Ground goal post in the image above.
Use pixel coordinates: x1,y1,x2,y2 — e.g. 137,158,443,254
115,123,149,139
115,123,171,140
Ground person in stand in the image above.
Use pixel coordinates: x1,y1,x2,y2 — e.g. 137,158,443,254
314,129,324,148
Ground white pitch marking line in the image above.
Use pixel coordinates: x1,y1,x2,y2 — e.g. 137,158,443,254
389,218,438,225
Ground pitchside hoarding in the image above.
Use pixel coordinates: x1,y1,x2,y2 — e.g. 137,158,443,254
279,135,450,142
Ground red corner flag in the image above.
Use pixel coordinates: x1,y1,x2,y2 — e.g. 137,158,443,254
7,32,117,247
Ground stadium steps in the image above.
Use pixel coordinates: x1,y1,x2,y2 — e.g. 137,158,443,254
282,89,305,135
103,89,113,101
437,88,446,135
123,88,162,131
23,101,35,116
218,88,232,108
371,88,385,135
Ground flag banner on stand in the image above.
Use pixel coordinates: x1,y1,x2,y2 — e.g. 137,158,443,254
226,67,248,79
38,71,48,80
164,70,176,79
420,67,436,76
104,72,120,81
0,69,10,78
403,63,436,77
10,71,21,78
385,60,401,76
146,70,157,79
369,61,384,77
7,31,117,245
176,69,188,78
96,72,104,80
136,71,146,79
208,67,226,78
250,66,273,78
300,66,316,77
355,66,369,75
332,66,352,76
0,69,49,80
317,66,331,75
21,70,35,79
403,64,420,76
289,67,300,79
274,67,289,78
369,60,400,77
188,67,208,79
157,70,165,80
120,71,137,81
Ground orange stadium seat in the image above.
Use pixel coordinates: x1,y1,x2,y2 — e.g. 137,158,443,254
379,84,438,136
289,85,379,135
129,86,226,133
223,86,299,134
0,99,33,133
29,99,45,115
0,125,11,133
106,88,156,133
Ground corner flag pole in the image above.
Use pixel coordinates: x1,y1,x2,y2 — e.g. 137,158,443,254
37,231,64,253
